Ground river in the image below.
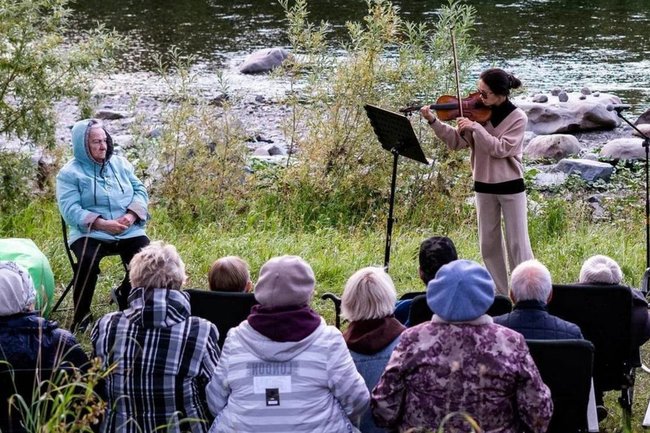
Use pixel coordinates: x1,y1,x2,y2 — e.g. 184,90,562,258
70,0,649,115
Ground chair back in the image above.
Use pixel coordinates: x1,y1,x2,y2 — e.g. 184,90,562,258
548,283,634,393
185,289,258,348
408,293,513,327
526,339,594,433
0,366,55,433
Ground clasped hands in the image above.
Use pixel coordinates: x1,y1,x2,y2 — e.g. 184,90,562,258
93,212,137,235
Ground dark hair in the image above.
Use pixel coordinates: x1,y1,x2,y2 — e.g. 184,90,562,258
479,68,521,97
418,236,458,284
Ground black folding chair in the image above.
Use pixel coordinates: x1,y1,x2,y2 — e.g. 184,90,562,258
526,339,595,433
52,216,126,313
408,293,513,327
185,289,258,348
548,283,635,430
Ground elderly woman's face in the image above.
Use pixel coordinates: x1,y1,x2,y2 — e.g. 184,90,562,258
88,127,108,162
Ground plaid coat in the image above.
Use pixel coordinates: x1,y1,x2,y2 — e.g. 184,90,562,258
92,287,221,433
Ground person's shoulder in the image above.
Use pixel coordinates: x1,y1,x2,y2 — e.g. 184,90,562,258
57,158,83,177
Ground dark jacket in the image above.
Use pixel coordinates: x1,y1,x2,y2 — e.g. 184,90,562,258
494,300,583,340
0,312,89,369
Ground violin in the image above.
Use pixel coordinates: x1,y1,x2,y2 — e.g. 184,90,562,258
400,92,492,124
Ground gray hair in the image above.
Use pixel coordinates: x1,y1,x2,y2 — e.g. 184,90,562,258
130,241,187,290
510,259,552,302
579,255,622,284
341,266,396,322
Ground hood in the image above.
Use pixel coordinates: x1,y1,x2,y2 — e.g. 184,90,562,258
0,311,58,332
124,287,191,328
236,318,327,362
71,118,114,166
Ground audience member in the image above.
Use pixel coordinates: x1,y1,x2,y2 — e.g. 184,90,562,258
394,236,458,325
494,259,583,339
206,255,369,432
0,261,89,370
92,242,220,433
341,266,405,433
57,119,150,330
579,254,650,364
208,256,253,292
372,260,552,433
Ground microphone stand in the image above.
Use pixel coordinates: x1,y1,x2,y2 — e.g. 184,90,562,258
614,110,650,293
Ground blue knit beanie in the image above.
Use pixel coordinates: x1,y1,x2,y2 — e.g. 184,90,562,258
426,259,495,322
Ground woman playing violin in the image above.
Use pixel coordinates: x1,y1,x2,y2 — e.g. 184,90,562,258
420,68,533,295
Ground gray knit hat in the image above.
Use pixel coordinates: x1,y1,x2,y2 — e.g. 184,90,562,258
254,256,315,308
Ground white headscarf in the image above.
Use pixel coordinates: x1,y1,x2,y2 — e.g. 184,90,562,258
0,261,37,316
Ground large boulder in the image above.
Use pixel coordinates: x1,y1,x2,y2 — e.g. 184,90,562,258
524,134,581,161
239,48,290,74
632,124,650,138
554,158,614,182
636,108,650,125
600,138,646,160
515,92,621,134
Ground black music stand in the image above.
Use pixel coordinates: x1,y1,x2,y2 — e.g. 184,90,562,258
364,104,429,270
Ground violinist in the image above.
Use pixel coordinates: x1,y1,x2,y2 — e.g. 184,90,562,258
420,68,533,295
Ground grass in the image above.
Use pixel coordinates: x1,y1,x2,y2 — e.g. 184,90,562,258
2,195,650,432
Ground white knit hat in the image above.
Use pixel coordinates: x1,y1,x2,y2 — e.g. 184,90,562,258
0,261,36,315
579,255,622,284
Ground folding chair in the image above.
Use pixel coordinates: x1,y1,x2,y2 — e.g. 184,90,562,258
52,216,127,313
548,283,635,431
185,289,258,348
408,293,513,327
526,339,595,433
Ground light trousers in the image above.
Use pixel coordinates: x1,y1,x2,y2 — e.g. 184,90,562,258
475,191,533,295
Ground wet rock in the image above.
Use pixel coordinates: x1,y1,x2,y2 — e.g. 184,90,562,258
551,87,562,96
579,95,586,100
558,91,569,102
554,158,614,182
524,134,582,161
239,48,290,74
600,137,646,160
532,94,548,103
581,87,592,95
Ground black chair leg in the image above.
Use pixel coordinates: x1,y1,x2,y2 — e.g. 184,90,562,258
51,278,74,313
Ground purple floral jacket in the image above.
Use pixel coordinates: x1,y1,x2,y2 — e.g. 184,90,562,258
371,315,552,433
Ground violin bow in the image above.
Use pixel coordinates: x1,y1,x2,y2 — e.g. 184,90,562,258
450,27,464,118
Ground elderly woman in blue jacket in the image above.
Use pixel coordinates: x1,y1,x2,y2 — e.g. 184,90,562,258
56,119,149,330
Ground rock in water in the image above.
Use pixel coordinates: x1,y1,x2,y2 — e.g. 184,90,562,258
239,48,290,74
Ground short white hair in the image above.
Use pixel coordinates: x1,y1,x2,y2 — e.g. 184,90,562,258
341,266,396,322
130,241,187,290
510,259,552,302
579,255,622,284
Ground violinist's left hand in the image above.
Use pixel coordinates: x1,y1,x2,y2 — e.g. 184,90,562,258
457,117,477,133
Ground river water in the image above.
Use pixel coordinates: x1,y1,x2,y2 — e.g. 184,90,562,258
71,0,650,115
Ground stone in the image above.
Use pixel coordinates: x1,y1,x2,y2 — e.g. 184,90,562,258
515,92,621,134
632,124,650,137
253,144,285,156
94,109,128,120
554,158,614,182
532,94,548,103
524,134,582,161
600,137,646,160
581,87,592,95
636,108,650,125
579,95,586,100
558,91,569,102
239,47,290,74
551,87,562,96
533,171,568,188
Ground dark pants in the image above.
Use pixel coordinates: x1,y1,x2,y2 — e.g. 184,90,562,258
70,235,150,327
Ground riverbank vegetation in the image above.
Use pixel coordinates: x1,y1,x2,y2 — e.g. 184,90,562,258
1,0,649,431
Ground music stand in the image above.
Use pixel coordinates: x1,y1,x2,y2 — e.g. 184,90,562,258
364,104,430,270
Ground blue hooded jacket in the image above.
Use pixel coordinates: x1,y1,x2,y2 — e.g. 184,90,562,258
56,119,149,244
